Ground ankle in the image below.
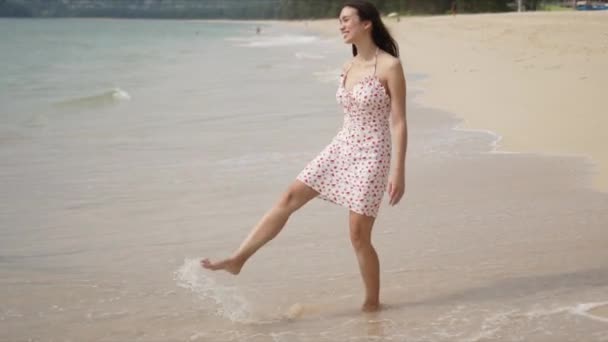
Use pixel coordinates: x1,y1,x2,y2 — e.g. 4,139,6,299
364,297,379,305
362,300,380,312
230,254,247,265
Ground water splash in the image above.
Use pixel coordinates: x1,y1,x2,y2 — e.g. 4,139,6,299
174,258,252,322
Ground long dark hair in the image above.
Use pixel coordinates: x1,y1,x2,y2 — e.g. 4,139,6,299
342,1,399,58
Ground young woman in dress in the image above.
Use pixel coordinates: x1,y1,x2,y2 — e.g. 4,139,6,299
202,0,407,312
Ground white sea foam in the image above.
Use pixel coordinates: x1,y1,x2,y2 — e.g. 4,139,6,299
55,87,131,109
525,301,608,323
230,34,319,48
572,301,608,323
174,258,252,322
295,52,326,60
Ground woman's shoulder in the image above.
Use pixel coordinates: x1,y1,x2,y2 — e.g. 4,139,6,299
378,51,404,79
378,51,402,69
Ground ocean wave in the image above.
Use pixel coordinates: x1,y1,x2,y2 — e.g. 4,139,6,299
295,52,325,60
55,88,131,109
228,34,319,48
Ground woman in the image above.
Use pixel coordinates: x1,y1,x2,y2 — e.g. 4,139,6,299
202,0,407,313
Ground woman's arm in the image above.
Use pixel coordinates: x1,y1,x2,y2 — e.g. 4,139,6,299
385,59,408,206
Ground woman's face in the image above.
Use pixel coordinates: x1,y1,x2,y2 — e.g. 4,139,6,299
339,6,370,44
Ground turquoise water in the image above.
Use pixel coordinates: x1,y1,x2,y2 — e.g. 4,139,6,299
1,19,246,113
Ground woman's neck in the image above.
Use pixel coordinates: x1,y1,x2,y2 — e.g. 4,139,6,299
354,38,377,62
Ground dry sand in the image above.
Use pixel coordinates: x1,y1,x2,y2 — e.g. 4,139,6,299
295,10,608,191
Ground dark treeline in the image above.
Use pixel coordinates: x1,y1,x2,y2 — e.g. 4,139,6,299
0,0,547,19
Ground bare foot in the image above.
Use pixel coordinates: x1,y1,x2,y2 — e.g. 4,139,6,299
200,257,244,275
361,301,381,312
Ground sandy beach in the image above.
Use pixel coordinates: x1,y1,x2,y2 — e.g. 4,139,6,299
297,10,608,191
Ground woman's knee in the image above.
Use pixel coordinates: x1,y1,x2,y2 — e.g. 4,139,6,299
276,182,316,213
277,190,298,212
349,213,375,251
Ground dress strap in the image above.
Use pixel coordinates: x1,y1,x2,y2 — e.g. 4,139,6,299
341,61,353,87
343,62,353,77
373,47,379,75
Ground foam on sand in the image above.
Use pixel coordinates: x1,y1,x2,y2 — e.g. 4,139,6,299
174,258,252,322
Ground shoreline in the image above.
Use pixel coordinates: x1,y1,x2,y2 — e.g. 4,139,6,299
287,11,608,192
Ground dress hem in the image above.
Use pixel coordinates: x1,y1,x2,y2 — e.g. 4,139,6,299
295,177,378,218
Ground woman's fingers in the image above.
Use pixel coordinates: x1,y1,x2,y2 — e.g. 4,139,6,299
390,186,404,206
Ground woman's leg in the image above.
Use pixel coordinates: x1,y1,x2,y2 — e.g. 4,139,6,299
349,210,381,312
201,180,318,274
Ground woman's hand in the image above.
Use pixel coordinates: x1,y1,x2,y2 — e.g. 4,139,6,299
387,172,405,206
